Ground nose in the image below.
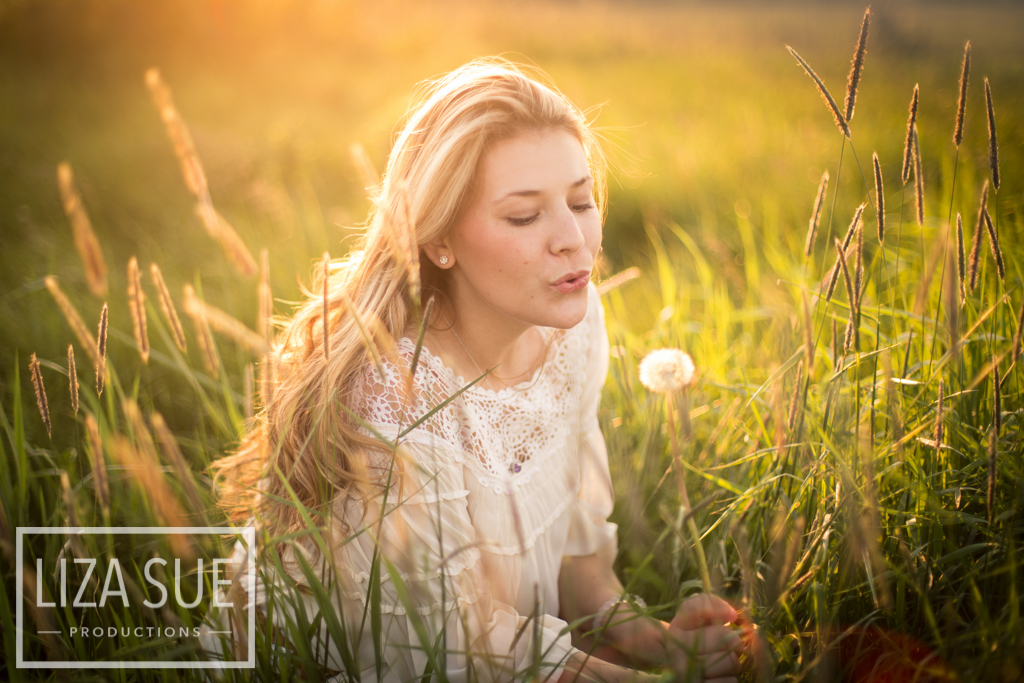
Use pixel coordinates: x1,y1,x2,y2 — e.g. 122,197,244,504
549,203,586,255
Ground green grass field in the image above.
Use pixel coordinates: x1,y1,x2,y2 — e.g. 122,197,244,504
1,1,1023,680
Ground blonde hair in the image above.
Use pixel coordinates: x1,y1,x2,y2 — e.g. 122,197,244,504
214,57,607,534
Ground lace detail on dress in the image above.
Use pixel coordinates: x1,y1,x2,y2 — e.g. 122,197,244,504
356,314,592,496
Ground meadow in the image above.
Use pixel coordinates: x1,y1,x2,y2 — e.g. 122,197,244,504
1,0,1023,680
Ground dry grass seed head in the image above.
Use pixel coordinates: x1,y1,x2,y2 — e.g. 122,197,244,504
151,411,206,517
194,203,258,277
954,42,971,147
182,284,220,378
934,378,944,450
349,142,380,199
56,162,108,297
968,181,989,291
183,284,269,356
150,262,187,352
67,345,78,415
258,249,273,345
144,68,208,200
982,208,1005,281
787,46,850,138
29,353,51,438
805,170,829,257
786,360,804,432
44,276,99,367
825,203,864,301
985,78,1000,191
844,6,871,122
902,84,919,185
872,152,884,243
96,303,108,395
127,256,150,363
913,126,925,225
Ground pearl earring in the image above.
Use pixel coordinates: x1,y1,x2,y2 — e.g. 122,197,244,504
439,255,449,266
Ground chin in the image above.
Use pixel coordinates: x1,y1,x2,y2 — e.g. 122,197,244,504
538,289,589,330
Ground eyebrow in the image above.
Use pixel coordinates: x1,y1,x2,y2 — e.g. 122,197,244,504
496,175,593,201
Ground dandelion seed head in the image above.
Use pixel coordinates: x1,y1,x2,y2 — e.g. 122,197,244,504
639,348,695,393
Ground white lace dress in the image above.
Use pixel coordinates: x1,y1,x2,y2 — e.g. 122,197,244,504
241,282,617,682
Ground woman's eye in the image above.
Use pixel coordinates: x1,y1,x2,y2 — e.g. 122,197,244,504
506,214,538,226
571,202,595,213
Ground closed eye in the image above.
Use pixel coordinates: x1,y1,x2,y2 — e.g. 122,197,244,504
506,214,539,226
571,202,595,213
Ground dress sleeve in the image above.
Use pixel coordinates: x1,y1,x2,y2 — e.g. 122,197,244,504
339,438,578,682
564,282,618,558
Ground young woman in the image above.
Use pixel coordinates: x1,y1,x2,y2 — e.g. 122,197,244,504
215,58,742,683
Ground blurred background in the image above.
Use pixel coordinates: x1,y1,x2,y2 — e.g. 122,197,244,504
1,0,1022,419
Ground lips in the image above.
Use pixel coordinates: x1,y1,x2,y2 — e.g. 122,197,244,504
552,269,591,294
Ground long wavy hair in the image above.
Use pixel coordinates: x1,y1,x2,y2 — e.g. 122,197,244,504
214,57,608,535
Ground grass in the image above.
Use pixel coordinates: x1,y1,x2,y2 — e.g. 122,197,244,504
1,1,1023,680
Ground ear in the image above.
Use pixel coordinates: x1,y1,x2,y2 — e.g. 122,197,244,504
422,237,454,268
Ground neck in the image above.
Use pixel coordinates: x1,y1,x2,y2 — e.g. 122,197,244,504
431,284,539,388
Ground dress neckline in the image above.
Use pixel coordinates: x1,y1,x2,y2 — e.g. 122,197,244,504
397,326,559,399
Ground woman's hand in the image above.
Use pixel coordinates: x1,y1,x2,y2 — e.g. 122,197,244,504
665,594,743,682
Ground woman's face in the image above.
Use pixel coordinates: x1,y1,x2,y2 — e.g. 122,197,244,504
440,127,602,332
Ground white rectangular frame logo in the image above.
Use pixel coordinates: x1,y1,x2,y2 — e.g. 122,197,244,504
16,526,256,669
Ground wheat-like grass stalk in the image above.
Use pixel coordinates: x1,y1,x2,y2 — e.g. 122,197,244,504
144,68,208,199
182,284,219,378
913,126,924,225
182,284,267,357
802,291,814,370
955,214,966,305
954,41,971,147
968,181,989,291
44,276,99,368
596,267,641,295
825,203,864,301
193,203,258,277
244,363,254,421
786,46,850,138
112,425,191,557
96,302,108,395
151,411,206,517
872,153,884,243
982,208,1005,282
350,142,380,198
987,425,997,524
844,6,871,123
394,184,422,309
854,220,864,312
804,170,829,257
84,413,109,515
985,78,1000,191
127,256,150,363
832,318,840,369
258,249,273,345
56,162,108,297
59,470,81,528
29,353,51,438
149,263,187,352
67,345,78,416
322,251,331,363
834,238,857,352
786,360,804,432
934,378,944,451
1014,296,1024,364
902,84,919,185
